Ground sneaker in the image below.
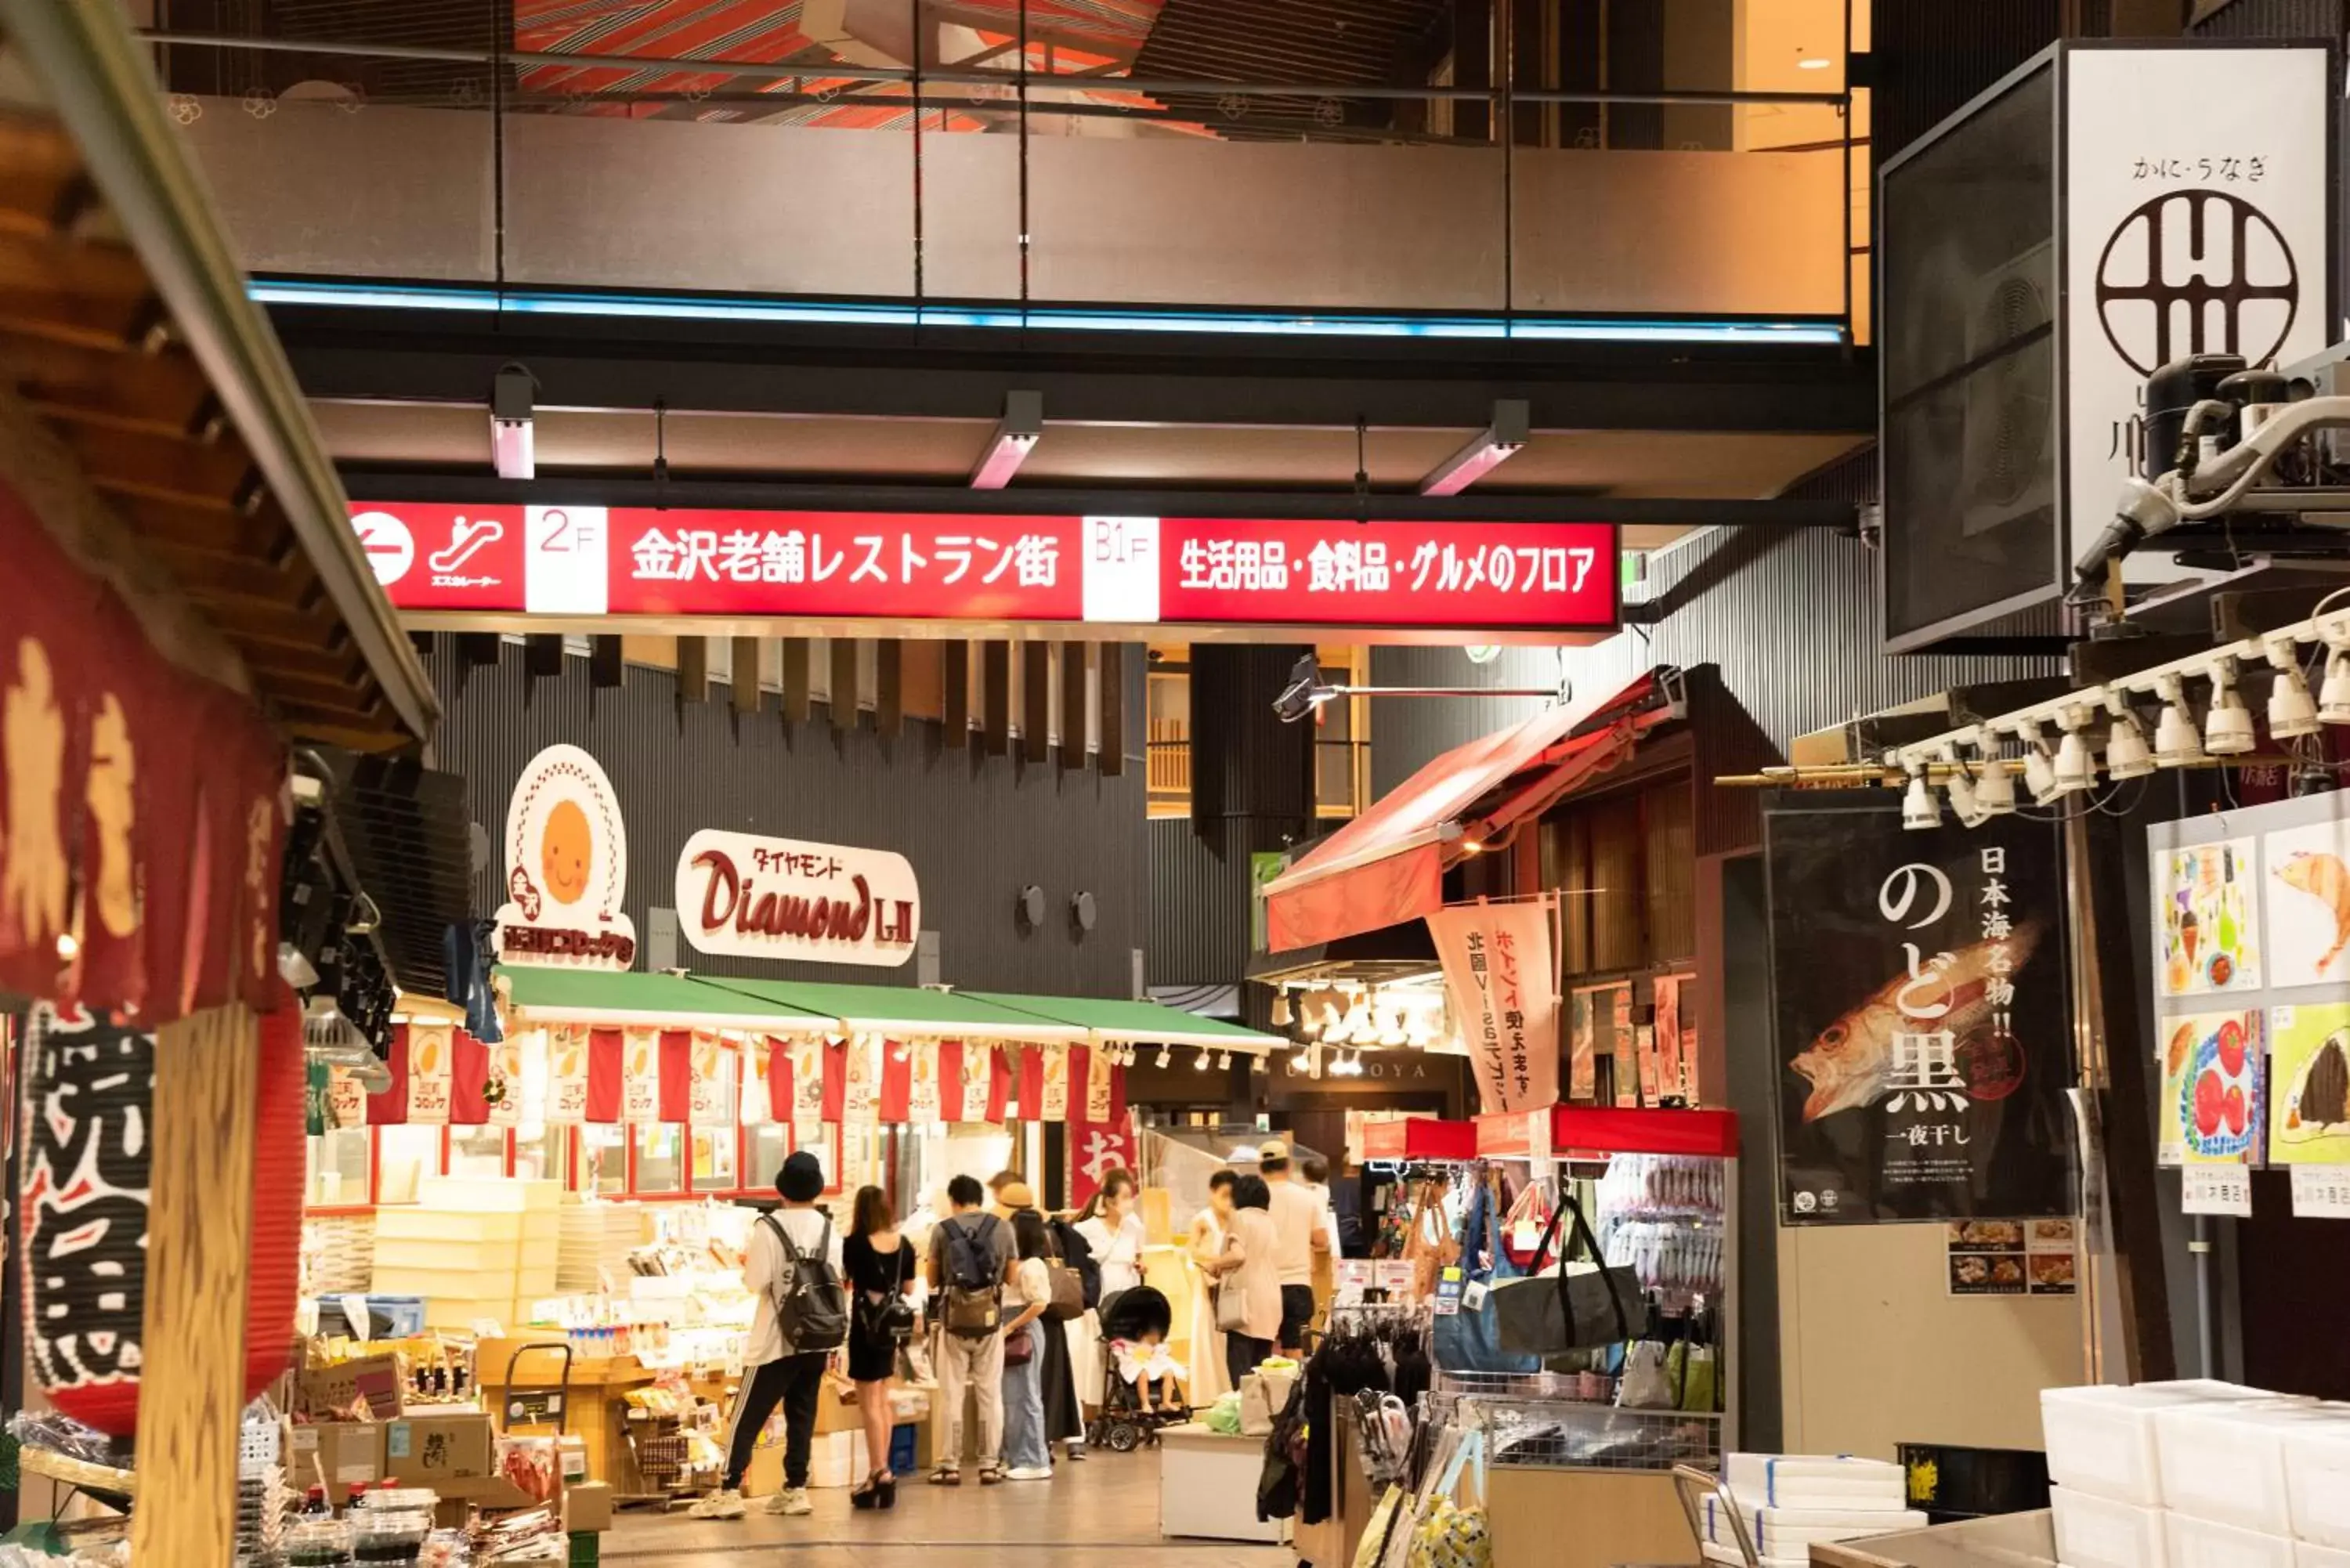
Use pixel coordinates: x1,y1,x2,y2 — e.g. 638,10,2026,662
766,1487,813,1517
1065,1443,1088,1462
1004,1465,1054,1481
688,1488,747,1520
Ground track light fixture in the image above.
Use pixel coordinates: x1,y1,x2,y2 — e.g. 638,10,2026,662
1901,766,1940,831
1155,1045,1172,1069
1269,988,1292,1028
2104,692,2155,781
2266,640,2320,739
1195,1047,1213,1071
2153,674,2204,767
2050,707,2098,797
2323,640,2350,725
2204,658,2257,756
2015,722,2060,806
1972,756,2016,815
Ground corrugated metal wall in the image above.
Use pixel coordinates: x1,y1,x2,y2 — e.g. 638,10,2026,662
2189,0,2342,35
1875,1,2068,160
1146,818,1266,990
425,640,1147,996
1372,526,2066,849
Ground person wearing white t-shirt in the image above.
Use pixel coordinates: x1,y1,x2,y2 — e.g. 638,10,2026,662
1259,1140,1327,1352
692,1151,844,1521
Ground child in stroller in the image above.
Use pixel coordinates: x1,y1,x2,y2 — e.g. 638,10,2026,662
1088,1285,1187,1452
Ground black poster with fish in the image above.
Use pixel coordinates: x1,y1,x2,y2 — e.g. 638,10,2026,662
1766,792,2075,1224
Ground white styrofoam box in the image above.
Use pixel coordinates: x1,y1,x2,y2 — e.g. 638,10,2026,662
2044,1382,2289,1505
1723,1454,1904,1508
375,1207,531,1244
2283,1418,2350,1549
2052,1485,2171,1568
417,1176,560,1212
2159,1404,2350,1535
2168,1511,2298,1568
2300,1545,2350,1568
804,1429,869,1489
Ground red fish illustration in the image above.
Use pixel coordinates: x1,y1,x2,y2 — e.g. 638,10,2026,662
2275,851,2350,976
1789,924,2041,1122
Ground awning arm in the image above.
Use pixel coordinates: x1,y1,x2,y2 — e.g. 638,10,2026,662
0,0,439,747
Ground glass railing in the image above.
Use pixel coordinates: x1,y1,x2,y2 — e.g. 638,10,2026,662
142,0,1863,334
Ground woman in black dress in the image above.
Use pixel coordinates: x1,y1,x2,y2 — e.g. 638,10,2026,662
843,1185,916,1508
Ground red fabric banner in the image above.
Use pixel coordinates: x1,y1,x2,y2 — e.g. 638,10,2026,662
450,1030,490,1125
879,1039,912,1122
585,1027,624,1122
766,1036,793,1123
1017,1046,1043,1120
366,1026,410,1125
938,1040,967,1122
658,1029,692,1122
822,1039,847,1122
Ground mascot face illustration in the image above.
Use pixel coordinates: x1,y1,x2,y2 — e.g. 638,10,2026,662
541,798,593,906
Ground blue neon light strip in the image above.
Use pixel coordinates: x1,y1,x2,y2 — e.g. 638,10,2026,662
248,279,1846,345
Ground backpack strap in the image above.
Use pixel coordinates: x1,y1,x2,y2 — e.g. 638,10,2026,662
764,1210,804,1264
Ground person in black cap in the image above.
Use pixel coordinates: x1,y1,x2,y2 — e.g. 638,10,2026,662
692,1151,844,1519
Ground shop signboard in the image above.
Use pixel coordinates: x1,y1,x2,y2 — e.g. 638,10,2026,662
1426,897,1561,1116
494,745,636,971
674,829,919,969
350,503,1619,641
1766,792,2074,1224
406,1023,454,1125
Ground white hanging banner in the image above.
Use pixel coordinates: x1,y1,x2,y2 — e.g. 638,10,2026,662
843,1033,878,1124
1041,1046,1070,1123
2063,46,2332,587
548,1024,589,1125
689,1031,728,1126
485,1037,525,1129
909,1040,941,1125
742,1038,775,1127
791,1038,826,1140
406,1023,453,1125
327,1068,367,1129
622,1027,661,1125
1426,895,1563,1116
1086,1046,1115,1122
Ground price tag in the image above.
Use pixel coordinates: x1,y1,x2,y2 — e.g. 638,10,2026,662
1461,1280,1488,1311
1434,1266,1464,1317
1511,1219,1544,1254
2183,1165,2252,1216
2290,1165,2350,1218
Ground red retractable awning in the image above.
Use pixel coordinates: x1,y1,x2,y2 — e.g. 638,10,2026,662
1264,668,1680,952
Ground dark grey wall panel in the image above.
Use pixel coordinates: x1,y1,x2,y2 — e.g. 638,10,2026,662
426,641,1146,997
1372,526,2064,836
1147,817,1289,992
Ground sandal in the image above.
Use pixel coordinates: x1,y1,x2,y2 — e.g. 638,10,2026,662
851,1476,880,1511
930,1465,961,1487
878,1472,898,1510
978,1465,1006,1486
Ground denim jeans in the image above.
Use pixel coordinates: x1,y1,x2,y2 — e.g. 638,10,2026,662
1000,1322,1050,1469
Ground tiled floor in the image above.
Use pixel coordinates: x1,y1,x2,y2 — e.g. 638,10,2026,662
604,1447,1292,1566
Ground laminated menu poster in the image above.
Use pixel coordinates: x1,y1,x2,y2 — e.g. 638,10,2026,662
2157,1010,2265,1166
1766,792,2075,1224
2155,838,2261,995
1946,1218,2078,1297
2268,1003,2350,1165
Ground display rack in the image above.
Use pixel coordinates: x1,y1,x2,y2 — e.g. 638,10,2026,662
1430,1378,1724,1471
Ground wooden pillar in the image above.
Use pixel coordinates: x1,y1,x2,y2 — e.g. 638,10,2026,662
132,1003,259,1567
1060,641,1089,766
876,640,904,736
731,637,762,716
781,638,812,724
981,641,1010,756
942,640,971,746
1021,641,1052,763
830,638,859,732
677,636,710,702
1097,641,1126,776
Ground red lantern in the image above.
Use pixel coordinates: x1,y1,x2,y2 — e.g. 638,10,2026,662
18,1003,303,1436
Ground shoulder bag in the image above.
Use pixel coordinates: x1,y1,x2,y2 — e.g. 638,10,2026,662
1214,1231,1251,1331
1489,1190,1643,1357
1430,1170,1539,1376
1405,1429,1490,1568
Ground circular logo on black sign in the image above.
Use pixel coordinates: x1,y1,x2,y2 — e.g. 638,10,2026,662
2095,188,2298,376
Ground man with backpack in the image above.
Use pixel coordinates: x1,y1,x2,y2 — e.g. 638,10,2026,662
925,1173,1015,1486
692,1150,848,1519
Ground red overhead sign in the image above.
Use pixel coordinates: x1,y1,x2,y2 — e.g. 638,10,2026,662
349,504,1618,637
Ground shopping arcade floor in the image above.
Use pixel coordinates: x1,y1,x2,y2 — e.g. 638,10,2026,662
605,1447,1289,1566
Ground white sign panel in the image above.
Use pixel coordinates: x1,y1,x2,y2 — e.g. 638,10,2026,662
1426,897,1562,1116
674,828,920,967
2066,46,2331,584
494,744,637,970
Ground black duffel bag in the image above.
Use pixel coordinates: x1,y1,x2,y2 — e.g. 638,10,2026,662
1490,1190,1644,1356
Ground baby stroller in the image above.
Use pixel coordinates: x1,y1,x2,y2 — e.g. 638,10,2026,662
1088,1285,1184,1453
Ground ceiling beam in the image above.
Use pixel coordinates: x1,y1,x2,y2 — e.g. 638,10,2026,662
342,470,1857,529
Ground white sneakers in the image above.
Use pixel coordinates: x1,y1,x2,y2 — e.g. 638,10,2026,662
688,1486,812,1519
1003,1465,1054,1481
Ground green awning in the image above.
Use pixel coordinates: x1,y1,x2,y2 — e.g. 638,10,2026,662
966,993,1285,1053
492,969,1285,1053
690,977,1078,1044
498,968,833,1031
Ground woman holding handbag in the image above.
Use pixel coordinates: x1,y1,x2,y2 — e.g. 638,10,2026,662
1184,1171,1238,1405
998,1199,1058,1479
844,1185,917,1510
1202,1174,1283,1389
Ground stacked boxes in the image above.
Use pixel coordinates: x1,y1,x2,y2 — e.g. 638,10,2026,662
1698,1454,1925,1568
2043,1380,2350,1568
371,1177,561,1330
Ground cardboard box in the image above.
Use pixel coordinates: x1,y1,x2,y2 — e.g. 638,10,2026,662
289,1422,386,1491
383,1413,495,1487
565,1480,613,1534
815,1373,864,1434
298,1353,404,1421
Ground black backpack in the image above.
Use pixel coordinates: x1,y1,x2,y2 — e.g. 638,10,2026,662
763,1212,848,1353
942,1214,1005,1339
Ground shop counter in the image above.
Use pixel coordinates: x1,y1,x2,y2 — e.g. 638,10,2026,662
1159,1423,1290,1545
1485,1466,1696,1568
